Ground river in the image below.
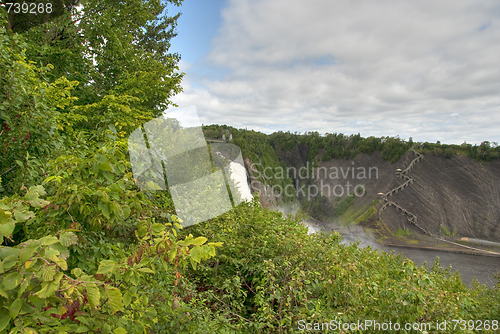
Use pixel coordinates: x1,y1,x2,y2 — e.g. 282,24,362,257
303,221,500,288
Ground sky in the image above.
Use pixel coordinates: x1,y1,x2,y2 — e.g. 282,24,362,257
168,0,500,145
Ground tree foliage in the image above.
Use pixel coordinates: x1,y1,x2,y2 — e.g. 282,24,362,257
0,180,221,332
22,0,183,124
0,19,74,194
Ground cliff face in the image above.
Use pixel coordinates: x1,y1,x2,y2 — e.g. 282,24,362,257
385,154,500,241
272,146,500,242
244,157,282,208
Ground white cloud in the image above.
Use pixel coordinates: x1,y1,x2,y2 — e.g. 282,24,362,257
172,0,500,144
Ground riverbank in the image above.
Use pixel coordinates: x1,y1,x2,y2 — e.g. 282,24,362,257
302,219,500,288
384,243,500,258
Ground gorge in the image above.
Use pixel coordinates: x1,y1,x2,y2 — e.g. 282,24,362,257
209,126,500,287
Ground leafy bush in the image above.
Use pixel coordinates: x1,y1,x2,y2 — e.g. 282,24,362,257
180,201,500,333
0,158,222,333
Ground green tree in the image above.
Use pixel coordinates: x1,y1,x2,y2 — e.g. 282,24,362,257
5,0,79,33
22,0,184,130
0,17,78,194
1,0,184,193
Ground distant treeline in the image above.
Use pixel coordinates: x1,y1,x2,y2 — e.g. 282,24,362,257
269,131,411,163
203,125,500,163
421,141,500,161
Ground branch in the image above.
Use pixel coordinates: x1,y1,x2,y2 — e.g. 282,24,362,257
211,292,253,323
1,164,17,176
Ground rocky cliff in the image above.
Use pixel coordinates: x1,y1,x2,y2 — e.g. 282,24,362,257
273,145,500,243
382,152,500,242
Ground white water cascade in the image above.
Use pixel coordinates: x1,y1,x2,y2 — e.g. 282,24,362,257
228,160,253,202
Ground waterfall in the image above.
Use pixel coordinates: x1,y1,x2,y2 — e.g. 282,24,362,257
228,160,253,202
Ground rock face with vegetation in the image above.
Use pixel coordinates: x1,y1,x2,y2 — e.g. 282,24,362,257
382,153,500,242
1,2,500,333
209,126,500,244
279,144,500,242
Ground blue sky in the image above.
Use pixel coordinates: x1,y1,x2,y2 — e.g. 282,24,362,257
169,0,226,64
167,0,500,145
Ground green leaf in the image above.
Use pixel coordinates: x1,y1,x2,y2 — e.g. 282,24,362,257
9,298,23,318
167,249,177,263
97,260,117,276
208,246,216,257
1,253,19,272
98,201,110,218
3,272,22,291
43,175,63,184
98,161,113,172
24,185,49,207
86,283,100,307
0,222,15,239
53,272,64,285
28,197,50,208
137,268,154,274
13,209,34,222
0,210,12,224
136,224,148,238
39,235,59,246
190,258,197,270
121,205,131,219
71,268,83,278
19,243,38,263
191,236,207,246
44,247,60,258
126,271,140,286
41,266,56,281
51,256,68,271
36,282,58,299
26,185,46,197
17,278,29,297
123,292,132,307
76,325,89,333
105,286,123,313
0,308,10,331
145,181,162,190
151,223,165,234
96,153,107,164
145,306,157,319
113,327,127,334
59,232,78,247
108,124,118,134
